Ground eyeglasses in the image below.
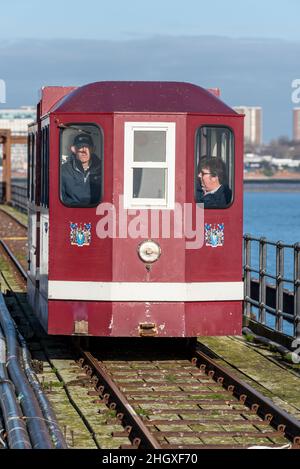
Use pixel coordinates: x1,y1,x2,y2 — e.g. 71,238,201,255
199,171,212,177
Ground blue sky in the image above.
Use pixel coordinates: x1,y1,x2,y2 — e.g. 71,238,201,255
1,0,300,141
2,0,300,41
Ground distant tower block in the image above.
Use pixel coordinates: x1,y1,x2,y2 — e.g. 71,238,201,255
233,106,262,145
0,79,6,103
293,108,300,142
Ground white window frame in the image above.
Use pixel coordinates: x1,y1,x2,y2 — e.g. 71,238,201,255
124,122,176,209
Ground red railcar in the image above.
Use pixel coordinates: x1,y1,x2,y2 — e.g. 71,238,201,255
27,81,244,337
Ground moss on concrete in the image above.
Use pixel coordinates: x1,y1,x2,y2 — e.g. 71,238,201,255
0,204,28,226
198,336,300,418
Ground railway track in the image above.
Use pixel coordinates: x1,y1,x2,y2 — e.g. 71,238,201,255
77,343,300,449
0,206,28,231
0,236,132,449
0,206,28,276
1,224,300,450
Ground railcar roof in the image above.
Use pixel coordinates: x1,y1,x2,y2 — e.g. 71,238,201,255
51,81,237,115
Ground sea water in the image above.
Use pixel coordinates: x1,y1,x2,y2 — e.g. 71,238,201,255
244,192,300,336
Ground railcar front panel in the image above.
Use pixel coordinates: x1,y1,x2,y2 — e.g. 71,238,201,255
27,81,244,338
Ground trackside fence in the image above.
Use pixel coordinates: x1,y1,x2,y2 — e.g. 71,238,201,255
0,181,27,213
244,234,300,340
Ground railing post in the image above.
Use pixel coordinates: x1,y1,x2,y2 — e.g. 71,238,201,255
294,243,300,340
10,183,28,213
275,241,284,333
0,129,12,203
259,237,267,325
244,234,252,318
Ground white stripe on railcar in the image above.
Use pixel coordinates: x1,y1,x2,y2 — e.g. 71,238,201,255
48,281,243,302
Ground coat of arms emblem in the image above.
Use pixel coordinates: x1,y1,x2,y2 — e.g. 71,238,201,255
205,223,224,247
70,222,91,247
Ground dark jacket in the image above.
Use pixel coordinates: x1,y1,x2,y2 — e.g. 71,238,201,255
61,154,101,206
196,182,232,208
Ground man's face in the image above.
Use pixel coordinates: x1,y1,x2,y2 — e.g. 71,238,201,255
199,167,220,192
72,145,92,165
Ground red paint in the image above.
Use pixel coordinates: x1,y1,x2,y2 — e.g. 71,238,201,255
48,300,242,337
52,81,234,115
40,86,77,117
29,81,244,337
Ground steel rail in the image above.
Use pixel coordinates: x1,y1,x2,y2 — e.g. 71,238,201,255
78,350,161,449
193,347,300,445
78,347,298,450
1,222,298,448
0,239,27,282
0,243,68,448
17,329,68,448
0,207,28,230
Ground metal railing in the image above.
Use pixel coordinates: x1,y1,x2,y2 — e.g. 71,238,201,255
0,180,27,213
10,183,27,212
244,234,300,340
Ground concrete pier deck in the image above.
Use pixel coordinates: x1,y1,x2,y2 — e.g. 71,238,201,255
198,335,300,420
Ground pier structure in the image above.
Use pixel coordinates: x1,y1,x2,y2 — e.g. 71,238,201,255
0,129,27,208
0,201,300,448
244,234,300,344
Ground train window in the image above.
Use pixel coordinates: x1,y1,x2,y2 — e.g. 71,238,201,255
41,126,49,207
27,132,36,203
60,124,102,207
27,133,33,201
124,122,176,209
195,126,234,208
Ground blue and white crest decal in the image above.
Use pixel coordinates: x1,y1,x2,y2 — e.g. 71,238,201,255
205,223,224,248
70,222,91,247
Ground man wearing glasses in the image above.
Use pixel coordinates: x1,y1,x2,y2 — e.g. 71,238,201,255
197,157,232,208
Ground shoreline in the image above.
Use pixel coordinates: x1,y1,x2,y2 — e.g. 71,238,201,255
244,179,300,192
3,177,300,193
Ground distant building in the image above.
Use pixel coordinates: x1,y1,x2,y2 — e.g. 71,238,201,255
0,106,36,134
0,106,36,178
293,108,300,142
233,106,262,146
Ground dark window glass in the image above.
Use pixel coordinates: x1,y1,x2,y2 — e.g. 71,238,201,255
60,124,102,207
28,133,35,203
41,128,45,206
27,133,32,200
133,168,166,199
40,126,50,208
45,127,49,207
133,130,166,162
195,126,234,209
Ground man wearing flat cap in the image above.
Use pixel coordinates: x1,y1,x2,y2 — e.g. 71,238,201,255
61,133,101,205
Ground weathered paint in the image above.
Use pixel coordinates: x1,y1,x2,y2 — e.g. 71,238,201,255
28,81,244,337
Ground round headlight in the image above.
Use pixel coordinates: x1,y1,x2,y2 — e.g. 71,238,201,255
137,240,161,264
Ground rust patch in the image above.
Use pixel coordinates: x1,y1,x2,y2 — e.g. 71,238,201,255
74,320,89,335
139,322,157,337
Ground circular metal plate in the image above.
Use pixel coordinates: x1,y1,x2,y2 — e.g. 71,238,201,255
137,240,161,264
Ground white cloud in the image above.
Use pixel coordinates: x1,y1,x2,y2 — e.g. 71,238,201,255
1,36,300,141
